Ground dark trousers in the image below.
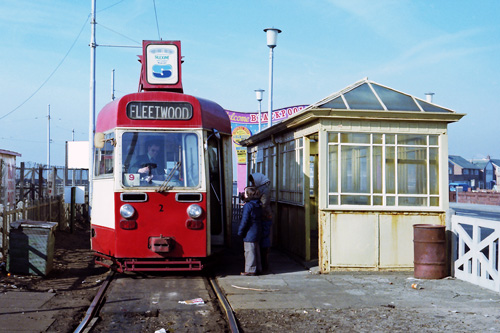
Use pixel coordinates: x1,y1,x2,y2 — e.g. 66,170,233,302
260,247,269,272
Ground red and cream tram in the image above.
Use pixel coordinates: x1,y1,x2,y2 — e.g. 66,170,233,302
91,41,233,271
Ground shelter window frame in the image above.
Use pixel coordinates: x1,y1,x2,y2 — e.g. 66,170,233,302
247,150,262,172
278,138,304,204
327,132,440,208
249,145,277,200
264,146,277,199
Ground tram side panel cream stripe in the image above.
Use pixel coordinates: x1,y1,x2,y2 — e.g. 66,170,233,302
91,178,115,229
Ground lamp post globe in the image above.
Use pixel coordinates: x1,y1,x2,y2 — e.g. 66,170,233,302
263,28,281,128
255,89,265,132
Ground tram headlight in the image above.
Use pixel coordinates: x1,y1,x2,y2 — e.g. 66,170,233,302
187,204,203,219
120,204,135,219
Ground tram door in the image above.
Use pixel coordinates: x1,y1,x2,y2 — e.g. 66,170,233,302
207,135,225,245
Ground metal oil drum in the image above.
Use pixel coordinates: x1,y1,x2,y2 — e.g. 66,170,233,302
413,224,447,279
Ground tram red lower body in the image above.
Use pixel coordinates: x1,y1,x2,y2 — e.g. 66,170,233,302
91,192,208,271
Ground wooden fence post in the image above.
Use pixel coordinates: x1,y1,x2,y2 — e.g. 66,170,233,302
31,167,35,201
70,187,76,233
2,204,7,257
19,162,25,201
38,165,44,200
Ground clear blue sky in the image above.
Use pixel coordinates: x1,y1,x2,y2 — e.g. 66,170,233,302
1,0,499,166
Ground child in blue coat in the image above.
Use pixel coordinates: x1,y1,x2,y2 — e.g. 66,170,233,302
237,186,262,276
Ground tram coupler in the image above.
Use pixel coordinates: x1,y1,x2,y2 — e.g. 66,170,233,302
148,235,175,253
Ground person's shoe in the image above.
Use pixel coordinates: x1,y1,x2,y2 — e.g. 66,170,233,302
240,272,256,276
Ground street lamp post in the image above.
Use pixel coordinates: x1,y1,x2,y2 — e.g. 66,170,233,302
264,27,281,128
255,89,264,132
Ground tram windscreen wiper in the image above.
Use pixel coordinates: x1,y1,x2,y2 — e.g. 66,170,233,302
156,161,181,192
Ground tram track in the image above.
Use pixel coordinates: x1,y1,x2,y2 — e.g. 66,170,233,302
208,276,240,333
74,271,239,332
74,271,115,333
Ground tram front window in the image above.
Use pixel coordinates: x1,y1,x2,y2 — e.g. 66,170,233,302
121,132,200,188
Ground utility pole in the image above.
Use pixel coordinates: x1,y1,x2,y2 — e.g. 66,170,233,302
111,69,115,101
47,104,51,169
89,0,96,206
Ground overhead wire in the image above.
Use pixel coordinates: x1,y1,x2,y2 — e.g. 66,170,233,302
1,1,159,121
96,22,141,45
153,0,161,40
0,14,91,121
98,0,127,13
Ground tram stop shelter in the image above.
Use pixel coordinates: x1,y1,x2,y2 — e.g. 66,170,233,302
241,78,465,273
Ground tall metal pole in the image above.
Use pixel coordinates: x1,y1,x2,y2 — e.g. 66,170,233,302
47,104,50,169
72,128,75,187
264,28,281,128
255,89,264,132
89,0,96,205
267,47,274,128
258,99,262,132
111,69,115,101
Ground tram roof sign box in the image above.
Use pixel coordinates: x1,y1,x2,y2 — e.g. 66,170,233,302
139,40,183,93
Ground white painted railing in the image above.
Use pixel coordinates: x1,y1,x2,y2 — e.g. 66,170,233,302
452,215,500,292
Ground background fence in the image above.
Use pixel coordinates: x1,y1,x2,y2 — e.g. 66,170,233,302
0,162,89,260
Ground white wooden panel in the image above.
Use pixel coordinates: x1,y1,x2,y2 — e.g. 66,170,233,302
330,213,377,267
379,214,443,268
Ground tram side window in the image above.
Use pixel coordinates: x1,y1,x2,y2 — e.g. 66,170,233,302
95,134,115,176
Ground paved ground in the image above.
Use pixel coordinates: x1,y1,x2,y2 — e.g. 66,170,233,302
215,249,500,331
217,249,500,312
1,203,500,331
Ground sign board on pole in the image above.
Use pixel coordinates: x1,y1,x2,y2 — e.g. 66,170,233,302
67,141,89,169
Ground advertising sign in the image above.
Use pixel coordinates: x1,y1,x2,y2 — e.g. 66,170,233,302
145,43,179,85
232,126,252,164
141,40,183,92
226,105,307,165
225,105,307,194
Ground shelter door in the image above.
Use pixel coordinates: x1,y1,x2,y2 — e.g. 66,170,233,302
309,151,319,260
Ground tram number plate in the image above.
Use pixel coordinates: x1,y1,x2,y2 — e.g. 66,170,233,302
124,174,140,186
127,102,193,120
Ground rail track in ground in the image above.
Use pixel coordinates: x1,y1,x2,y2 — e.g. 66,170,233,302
74,270,239,333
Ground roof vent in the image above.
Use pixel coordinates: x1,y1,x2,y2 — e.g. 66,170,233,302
425,92,435,103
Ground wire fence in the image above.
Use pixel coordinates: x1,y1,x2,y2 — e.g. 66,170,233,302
0,162,89,260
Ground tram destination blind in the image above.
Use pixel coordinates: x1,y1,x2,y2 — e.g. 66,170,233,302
126,101,193,120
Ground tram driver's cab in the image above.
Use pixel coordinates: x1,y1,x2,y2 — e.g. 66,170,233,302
121,131,200,189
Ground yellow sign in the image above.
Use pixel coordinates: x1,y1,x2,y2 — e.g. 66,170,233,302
232,126,251,164
232,126,251,147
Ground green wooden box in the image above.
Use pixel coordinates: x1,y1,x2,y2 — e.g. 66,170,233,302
7,220,58,276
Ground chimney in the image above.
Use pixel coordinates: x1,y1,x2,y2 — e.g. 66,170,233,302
425,92,435,103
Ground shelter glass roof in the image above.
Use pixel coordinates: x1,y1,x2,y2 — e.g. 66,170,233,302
315,78,455,113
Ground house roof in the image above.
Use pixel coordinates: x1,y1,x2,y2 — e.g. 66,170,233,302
449,155,481,170
0,149,21,157
470,159,491,169
307,78,456,113
488,159,500,167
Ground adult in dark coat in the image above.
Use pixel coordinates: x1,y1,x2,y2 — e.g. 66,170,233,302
131,141,165,182
249,172,272,272
237,186,262,276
